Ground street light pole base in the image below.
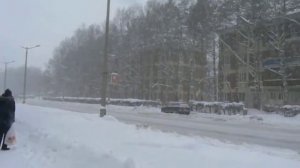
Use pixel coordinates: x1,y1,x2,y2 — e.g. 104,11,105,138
100,108,106,117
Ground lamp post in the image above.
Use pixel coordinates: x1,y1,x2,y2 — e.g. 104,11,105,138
21,45,40,104
100,0,111,117
2,61,15,90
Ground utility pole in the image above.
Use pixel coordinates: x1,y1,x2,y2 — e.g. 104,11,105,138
21,45,40,104
213,36,217,101
2,61,15,90
281,0,288,105
100,0,111,117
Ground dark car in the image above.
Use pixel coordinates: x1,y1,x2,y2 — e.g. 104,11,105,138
161,102,191,115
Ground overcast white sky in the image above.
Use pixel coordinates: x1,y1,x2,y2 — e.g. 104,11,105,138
0,0,147,69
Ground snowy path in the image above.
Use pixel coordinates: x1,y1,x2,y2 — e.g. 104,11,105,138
27,99,300,152
1,104,300,168
1,108,133,168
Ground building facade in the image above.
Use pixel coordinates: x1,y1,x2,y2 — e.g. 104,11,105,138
219,12,300,108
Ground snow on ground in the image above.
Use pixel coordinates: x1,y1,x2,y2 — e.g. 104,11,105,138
1,104,300,168
25,99,300,151
247,108,300,126
28,99,300,127
190,108,300,127
110,104,300,127
27,98,300,127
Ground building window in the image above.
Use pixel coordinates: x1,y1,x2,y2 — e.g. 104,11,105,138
239,93,245,101
269,91,283,100
239,72,247,82
278,92,283,100
225,54,231,64
270,92,276,100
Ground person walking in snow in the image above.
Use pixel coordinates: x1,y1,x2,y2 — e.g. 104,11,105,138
0,89,15,150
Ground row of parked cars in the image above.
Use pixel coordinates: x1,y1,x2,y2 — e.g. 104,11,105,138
161,101,247,115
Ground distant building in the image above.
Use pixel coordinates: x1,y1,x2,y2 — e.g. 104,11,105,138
218,12,300,107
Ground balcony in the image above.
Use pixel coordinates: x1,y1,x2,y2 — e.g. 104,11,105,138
263,56,300,69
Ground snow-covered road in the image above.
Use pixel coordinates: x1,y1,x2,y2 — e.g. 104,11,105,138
27,99,300,152
1,103,300,168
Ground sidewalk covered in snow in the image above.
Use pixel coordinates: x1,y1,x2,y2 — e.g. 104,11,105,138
1,104,299,168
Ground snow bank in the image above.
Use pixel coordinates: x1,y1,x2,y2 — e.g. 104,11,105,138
44,97,247,115
190,101,247,115
264,104,300,117
1,104,299,168
43,97,161,107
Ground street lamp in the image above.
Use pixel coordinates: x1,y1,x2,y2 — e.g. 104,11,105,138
2,61,15,90
100,0,111,117
21,45,40,104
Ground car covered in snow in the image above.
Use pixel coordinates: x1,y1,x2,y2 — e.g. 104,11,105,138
161,102,191,115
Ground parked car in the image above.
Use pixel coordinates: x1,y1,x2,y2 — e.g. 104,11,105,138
161,102,191,115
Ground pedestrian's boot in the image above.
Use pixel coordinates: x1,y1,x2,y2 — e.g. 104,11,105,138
1,144,10,151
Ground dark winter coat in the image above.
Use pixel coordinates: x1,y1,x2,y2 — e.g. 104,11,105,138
0,96,15,129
